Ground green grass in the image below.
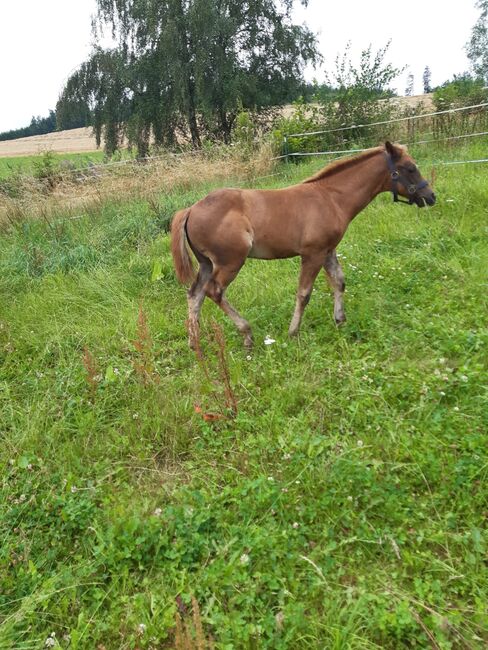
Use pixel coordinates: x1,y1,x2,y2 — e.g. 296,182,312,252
0,147,487,649
0,151,107,180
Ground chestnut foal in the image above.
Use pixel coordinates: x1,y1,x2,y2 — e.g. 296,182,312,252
171,142,435,348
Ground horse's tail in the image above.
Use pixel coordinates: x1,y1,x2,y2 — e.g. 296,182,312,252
171,208,195,285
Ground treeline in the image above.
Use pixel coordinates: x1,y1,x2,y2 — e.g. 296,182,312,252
0,109,89,143
0,111,58,142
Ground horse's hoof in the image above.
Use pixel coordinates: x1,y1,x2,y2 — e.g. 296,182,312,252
335,316,346,326
244,336,254,349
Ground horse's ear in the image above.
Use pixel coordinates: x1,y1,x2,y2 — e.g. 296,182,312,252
385,140,401,161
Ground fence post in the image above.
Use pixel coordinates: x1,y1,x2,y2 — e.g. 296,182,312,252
283,135,289,163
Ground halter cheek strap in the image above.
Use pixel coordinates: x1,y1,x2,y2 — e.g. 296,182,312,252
385,153,428,205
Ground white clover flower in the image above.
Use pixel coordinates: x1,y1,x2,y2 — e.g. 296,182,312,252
264,335,276,345
246,355,252,361
71,486,78,494
347,495,353,502
138,623,147,635
153,508,162,517
357,440,364,448
267,476,274,482
240,553,250,565
292,522,299,529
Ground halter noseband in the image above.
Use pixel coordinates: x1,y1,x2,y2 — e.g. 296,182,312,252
385,153,429,205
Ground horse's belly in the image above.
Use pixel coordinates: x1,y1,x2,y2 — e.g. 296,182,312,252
248,240,297,260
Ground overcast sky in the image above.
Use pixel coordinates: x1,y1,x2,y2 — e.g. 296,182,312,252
0,0,479,133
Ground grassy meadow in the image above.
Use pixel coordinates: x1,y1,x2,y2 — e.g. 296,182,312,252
0,152,107,181
0,144,487,649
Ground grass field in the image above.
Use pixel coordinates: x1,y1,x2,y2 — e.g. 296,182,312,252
0,152,108,180
0,146,487,649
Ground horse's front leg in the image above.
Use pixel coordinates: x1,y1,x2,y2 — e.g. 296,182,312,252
323,250,346,325
288,255,323,337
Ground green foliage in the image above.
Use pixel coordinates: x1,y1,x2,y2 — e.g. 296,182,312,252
58,0,320,156
274,42,405,157
272,96,323,156
466,0,488,81
433,73,488,110
233,109,255,152
423,66,432,94
320,41,402,147
0,143,487,648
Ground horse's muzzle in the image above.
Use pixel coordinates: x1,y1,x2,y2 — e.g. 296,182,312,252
416,191,436,207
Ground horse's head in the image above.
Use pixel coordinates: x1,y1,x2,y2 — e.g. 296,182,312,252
384,141,436,207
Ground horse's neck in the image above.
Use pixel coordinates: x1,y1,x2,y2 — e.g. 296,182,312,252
316,152,387,223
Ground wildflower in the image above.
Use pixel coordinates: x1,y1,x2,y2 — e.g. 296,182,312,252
292,522,299,529
267,476,274,482
132,413,139,419
460,374,468,383
246,355,252,361
439,391,446,396
113,367,120,375
137,623,146,635
264,335,276,345
347,495,353,502
153,508,162,517
71,486,78,494
283,453,292,460
454,406,460,412
240,553,250,565
45,632,56,648
357,440,364,448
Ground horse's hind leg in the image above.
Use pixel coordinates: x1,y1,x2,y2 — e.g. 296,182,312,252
323,250,346,324
205,265,253,348
289,255,323,337
187,259,212,349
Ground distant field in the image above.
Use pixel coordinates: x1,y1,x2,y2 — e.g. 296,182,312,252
0,127,103,158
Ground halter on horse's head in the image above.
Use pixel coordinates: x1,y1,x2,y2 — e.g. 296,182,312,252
384,141,436,207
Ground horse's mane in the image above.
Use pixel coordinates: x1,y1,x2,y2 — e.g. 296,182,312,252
302,146,385,184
